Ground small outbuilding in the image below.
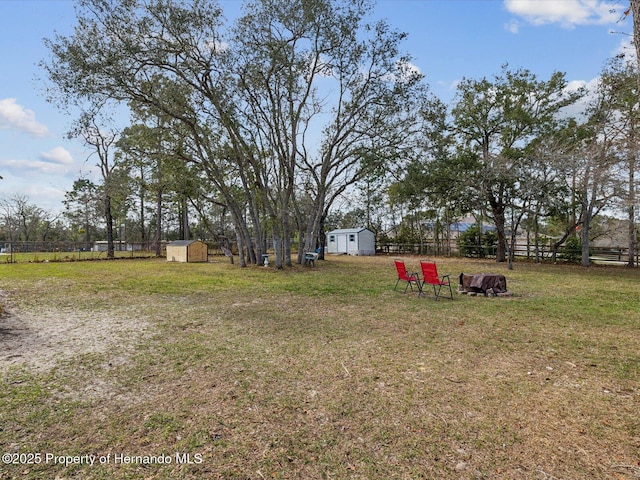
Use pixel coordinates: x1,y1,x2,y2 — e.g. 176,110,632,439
166,240,208,263
326,228,375,256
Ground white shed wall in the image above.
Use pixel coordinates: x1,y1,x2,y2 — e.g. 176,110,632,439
326,229,375,256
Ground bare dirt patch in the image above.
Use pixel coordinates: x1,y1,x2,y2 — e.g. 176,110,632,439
0,292,149,373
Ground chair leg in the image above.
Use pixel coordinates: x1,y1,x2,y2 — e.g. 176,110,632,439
396,278,422,293
421,281,453,300
446,283,453,299
438,282,453,300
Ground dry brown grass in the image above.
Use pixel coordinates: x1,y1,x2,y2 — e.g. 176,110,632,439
0,256,639,479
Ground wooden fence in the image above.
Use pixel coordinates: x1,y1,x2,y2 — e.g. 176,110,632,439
1,240,638,266
377,242,640,266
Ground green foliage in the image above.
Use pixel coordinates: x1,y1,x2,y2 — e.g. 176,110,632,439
450,66,584,262
457,225,498,258
393,224,422,244
562,236,582,263
43,0,431,267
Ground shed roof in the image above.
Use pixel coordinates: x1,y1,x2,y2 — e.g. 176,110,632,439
168,240,201,247
327,228,372,235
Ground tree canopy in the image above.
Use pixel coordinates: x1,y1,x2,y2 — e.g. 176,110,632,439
42,0,430,267
30,0,639,268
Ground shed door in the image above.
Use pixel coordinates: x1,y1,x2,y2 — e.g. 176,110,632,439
337,234,348,253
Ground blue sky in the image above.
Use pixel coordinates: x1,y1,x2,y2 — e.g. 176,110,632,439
0,0,633,214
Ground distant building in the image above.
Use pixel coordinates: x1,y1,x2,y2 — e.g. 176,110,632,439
93,241,143,252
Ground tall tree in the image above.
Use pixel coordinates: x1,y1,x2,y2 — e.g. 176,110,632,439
43,0,259,265
64,178,101,245
42,0,429,268
623,2,640,266
598,57,639,266
118,115,203,253
69,111,123,258
523,131,575,263
298,10,429,261
451,66,582,263
229,0,429,266
536,99,623,267
572,73,628,267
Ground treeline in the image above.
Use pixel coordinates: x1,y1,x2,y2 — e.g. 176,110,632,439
386,58,640,269
17,0,638,268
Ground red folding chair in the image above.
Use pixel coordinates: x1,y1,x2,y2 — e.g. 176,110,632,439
394,259,421,293
419,260,453,300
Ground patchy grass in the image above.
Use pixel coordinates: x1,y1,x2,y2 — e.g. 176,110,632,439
0,256,639,479
0,250,158,264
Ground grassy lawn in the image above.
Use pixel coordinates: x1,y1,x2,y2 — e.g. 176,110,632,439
0,255,639,479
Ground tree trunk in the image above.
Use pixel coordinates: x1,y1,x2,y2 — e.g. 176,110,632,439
105,195,115,259
155,188,163,257
235,228,246,268
580,197,591,268
627,132,637,268
629,211,636,268
508,236,515,270
534,211,540,264
182,196,190,240
317,214,327,260
489,201,507,262
629,0,640,266
282,198,292,268
139,166,146,245
581,220,590,267
269,210,283,270
302,191,326,262
228,204,254,268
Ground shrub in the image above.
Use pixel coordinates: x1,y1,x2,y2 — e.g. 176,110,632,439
562,236,582,263
457,225,498,258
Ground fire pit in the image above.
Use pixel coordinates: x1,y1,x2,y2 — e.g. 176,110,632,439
458,273,510,296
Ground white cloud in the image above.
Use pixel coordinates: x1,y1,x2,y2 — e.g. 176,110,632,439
504,0,620,28
0,158,71,176
0,98,51,137
0,147,75,179
559,77,600,120
40,146,74,165
0,178,68,214
505,19,521,34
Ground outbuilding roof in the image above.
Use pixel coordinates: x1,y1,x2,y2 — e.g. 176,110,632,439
168,240,200,246
326,228,372,234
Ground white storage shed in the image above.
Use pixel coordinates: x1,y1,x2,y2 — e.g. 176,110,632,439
326,228,375,256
